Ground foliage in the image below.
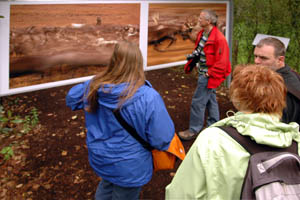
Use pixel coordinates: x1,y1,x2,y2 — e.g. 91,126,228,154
0,145,14,161
232,0,300,72
0,105,39,163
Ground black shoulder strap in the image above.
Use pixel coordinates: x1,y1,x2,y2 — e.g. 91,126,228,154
286,84,300,100
218,126,298,155
292,69,300,81
113,110,153,151
286,70,300,100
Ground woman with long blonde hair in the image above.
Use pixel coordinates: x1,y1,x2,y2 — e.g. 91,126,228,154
67,41,174,200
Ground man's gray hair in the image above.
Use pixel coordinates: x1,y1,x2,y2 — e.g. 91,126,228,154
201,9,218,26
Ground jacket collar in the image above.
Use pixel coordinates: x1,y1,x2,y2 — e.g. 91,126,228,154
212,112,300,147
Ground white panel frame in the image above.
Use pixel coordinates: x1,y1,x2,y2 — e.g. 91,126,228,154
0,0,232,96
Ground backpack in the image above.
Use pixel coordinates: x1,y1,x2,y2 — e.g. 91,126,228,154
219,126,300,200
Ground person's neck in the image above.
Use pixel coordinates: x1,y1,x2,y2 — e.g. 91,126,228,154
280,63,286,68
274,63,285,71
203,25,213,34
239,110,253,114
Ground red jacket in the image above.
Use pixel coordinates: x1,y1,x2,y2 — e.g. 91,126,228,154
184,26,231,89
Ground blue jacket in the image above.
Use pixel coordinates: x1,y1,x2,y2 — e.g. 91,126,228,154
66,80,175,187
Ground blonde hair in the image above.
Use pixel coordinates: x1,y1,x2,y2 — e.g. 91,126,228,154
229,64,286,117
86,41,145,112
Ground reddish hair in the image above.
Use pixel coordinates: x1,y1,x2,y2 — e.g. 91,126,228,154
229,64,286,116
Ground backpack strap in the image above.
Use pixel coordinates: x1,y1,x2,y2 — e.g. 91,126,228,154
113,109,153,151
218,126,298,155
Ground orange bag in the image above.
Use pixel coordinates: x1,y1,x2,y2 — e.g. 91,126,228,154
152,133,186,172
113,109,185,172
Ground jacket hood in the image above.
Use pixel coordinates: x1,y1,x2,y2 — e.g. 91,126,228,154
96,80,152,109
212,112,300,148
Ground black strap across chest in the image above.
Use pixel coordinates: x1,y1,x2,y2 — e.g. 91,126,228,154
113,110,153,151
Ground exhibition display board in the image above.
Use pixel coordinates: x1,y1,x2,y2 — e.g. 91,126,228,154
0,0,232,96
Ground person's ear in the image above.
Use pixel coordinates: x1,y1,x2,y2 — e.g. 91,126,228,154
278,56,285,65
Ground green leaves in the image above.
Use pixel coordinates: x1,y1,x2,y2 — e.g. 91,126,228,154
1,146,14,161
0,105,40,163
1,127,13,134
30,107,39,126
0,105,39,135
11,119,24,124
233,0,300,72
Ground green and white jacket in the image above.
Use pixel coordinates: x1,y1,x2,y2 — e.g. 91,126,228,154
165,112,300,200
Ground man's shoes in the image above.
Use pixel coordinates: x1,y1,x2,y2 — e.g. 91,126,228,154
178,129,197,141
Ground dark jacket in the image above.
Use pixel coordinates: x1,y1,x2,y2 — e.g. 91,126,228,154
276,65,300,124
184,26,231,89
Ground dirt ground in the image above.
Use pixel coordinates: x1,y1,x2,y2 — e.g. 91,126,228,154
0,66,236,200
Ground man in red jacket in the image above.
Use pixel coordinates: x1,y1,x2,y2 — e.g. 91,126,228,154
179,9,231,140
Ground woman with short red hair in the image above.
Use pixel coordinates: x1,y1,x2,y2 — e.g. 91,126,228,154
166,64,300,200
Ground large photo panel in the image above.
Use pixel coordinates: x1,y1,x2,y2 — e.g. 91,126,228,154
9,3,140,89
0,0,232,96
147,2,228,68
